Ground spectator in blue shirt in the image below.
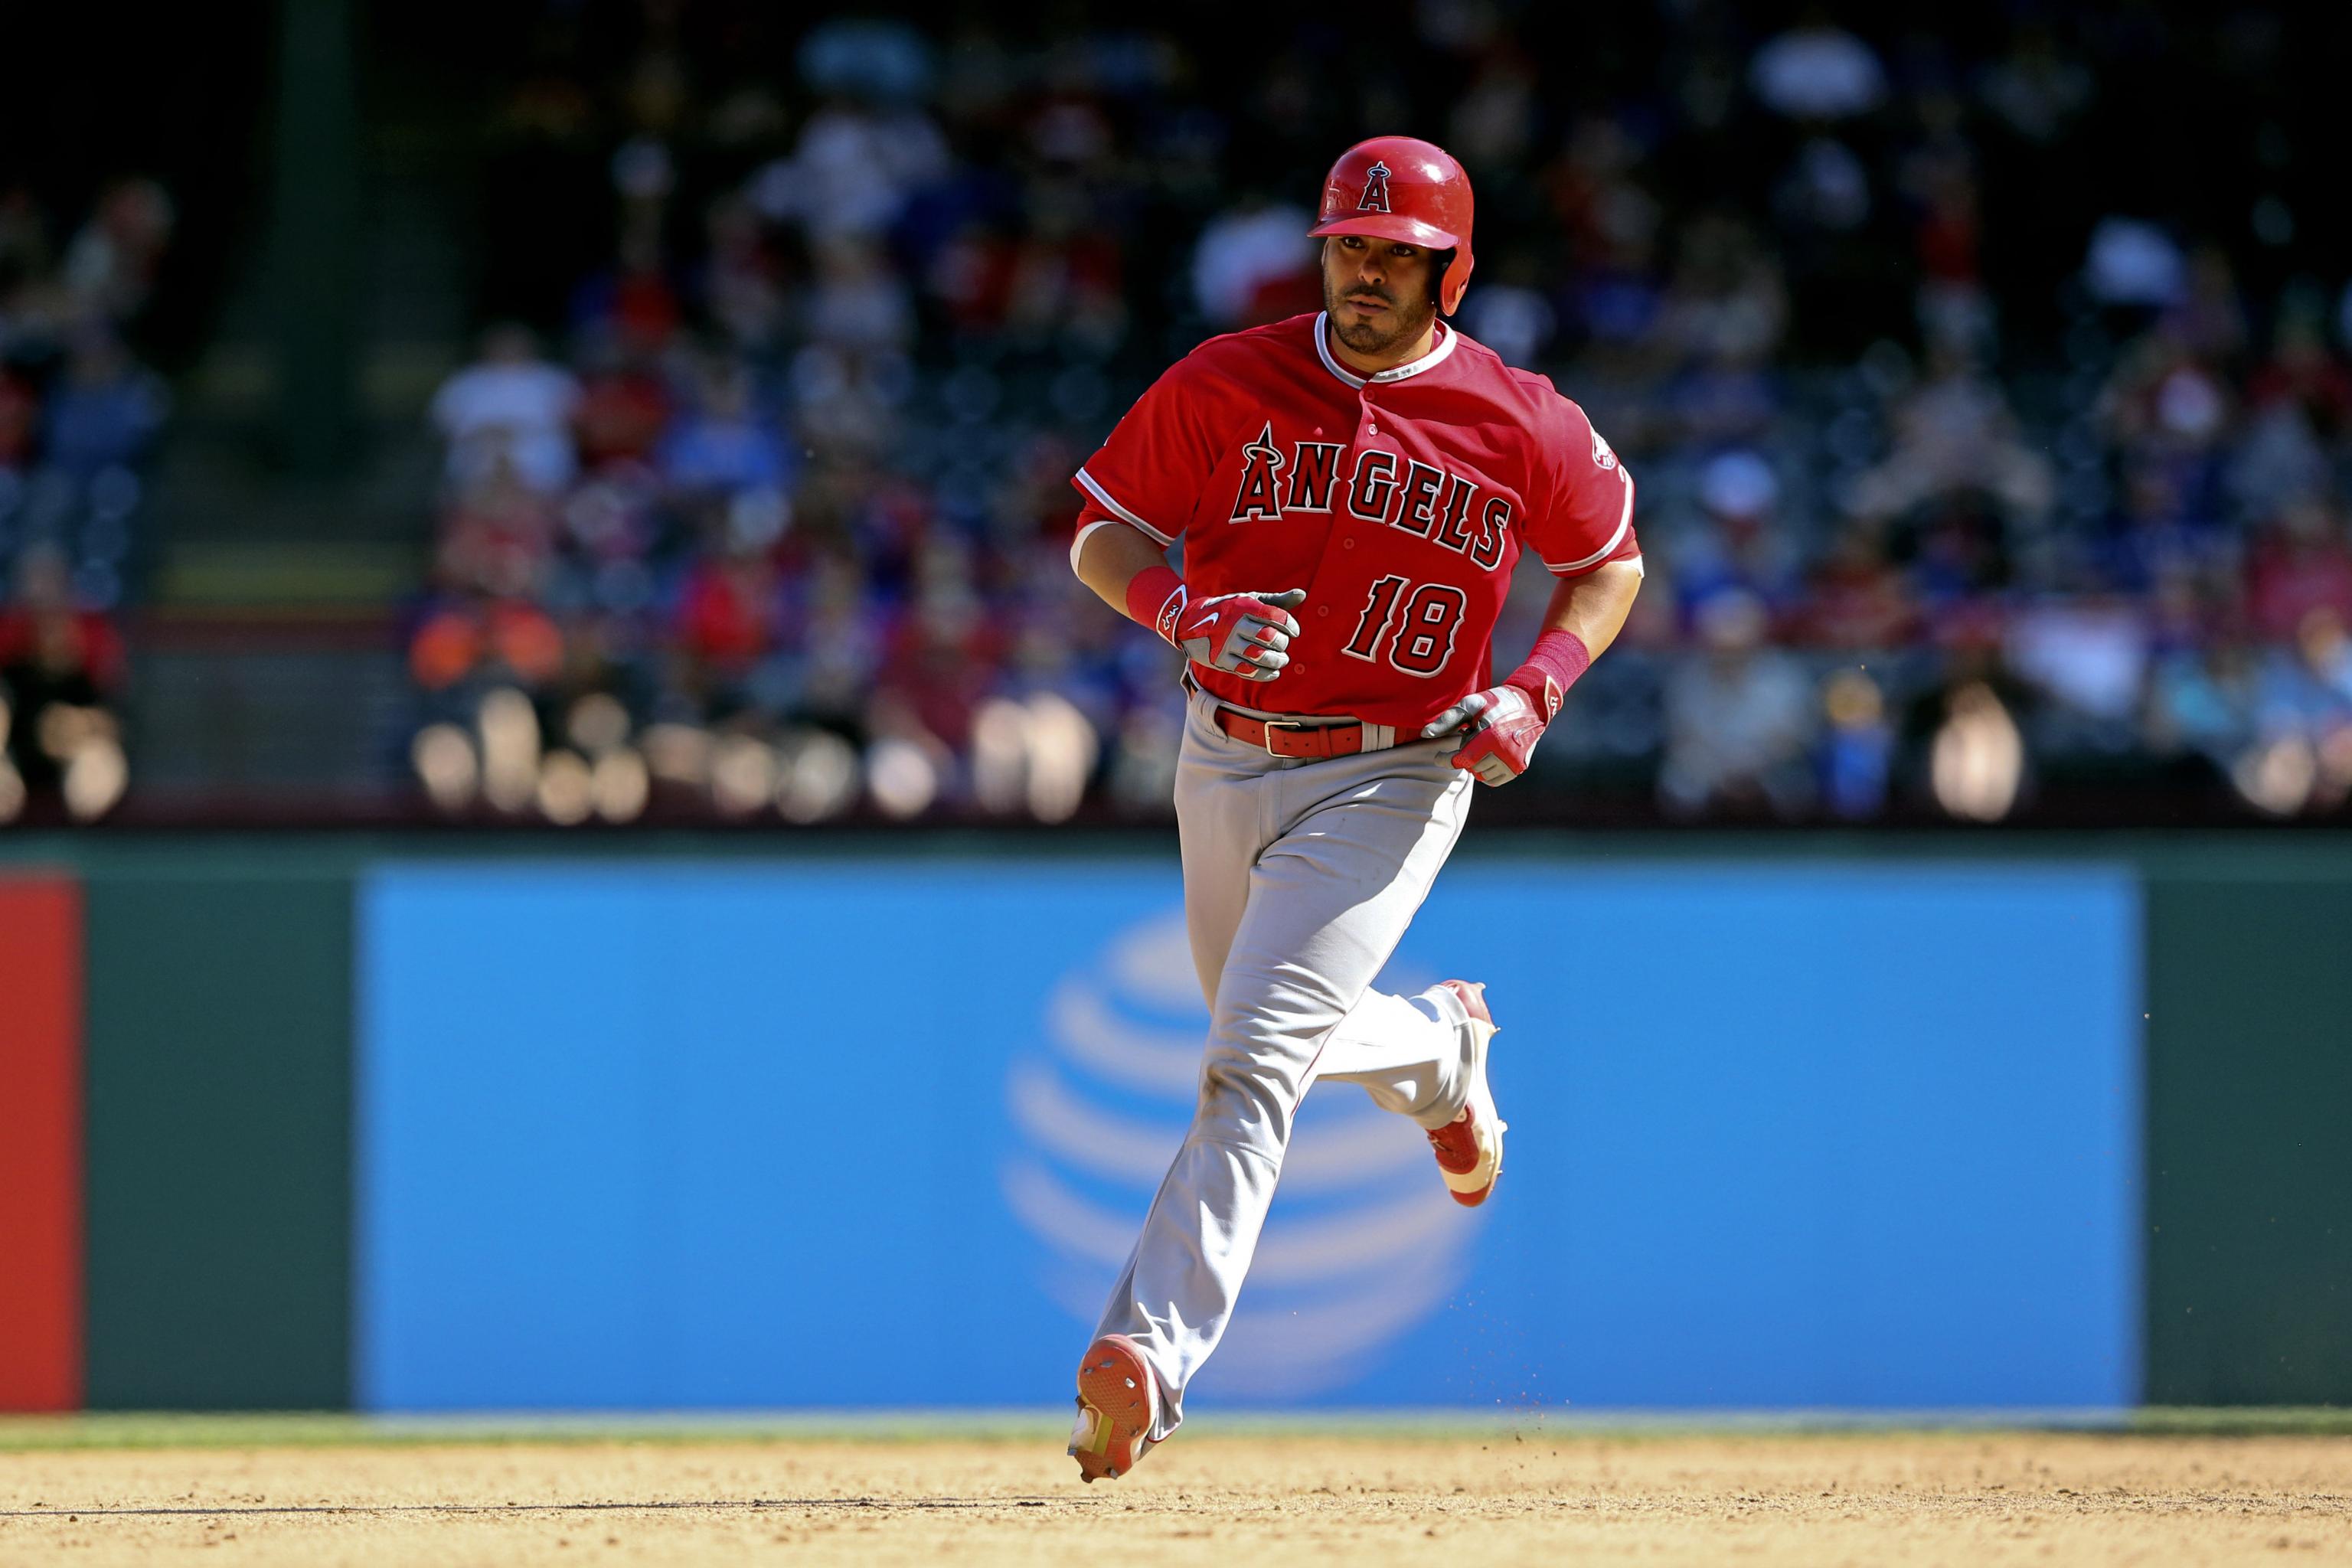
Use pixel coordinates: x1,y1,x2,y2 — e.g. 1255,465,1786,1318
657,362,791,498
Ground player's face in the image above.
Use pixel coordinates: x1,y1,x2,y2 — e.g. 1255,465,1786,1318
1321,235,1438,358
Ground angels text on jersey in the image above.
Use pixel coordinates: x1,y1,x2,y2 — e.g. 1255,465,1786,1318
1227,420,1510,571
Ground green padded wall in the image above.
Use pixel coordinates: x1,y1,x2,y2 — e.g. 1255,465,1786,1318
81,870,354,1409
2144,870,2352,1404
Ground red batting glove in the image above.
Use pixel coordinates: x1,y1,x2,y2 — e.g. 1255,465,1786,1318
1421,684,1547,784
1126,566,1305,683
1419,630,1592,786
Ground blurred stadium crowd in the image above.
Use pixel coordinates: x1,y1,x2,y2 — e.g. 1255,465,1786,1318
400,4,2352,826
0,178,167,822
20,5,2350,829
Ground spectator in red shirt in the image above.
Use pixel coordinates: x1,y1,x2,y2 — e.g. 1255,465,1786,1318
572,345,673,471
674,508,789,720
2245,306,2352,436
2246,498,2352,643
0,368,37,469
1795,523,1919,650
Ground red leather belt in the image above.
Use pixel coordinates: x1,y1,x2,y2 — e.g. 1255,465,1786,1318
1212,704,1369,759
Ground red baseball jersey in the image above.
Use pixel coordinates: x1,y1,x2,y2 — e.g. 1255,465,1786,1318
1071,311,1638,731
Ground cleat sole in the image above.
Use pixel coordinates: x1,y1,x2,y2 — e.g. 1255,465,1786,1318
1070,1335,1155,1481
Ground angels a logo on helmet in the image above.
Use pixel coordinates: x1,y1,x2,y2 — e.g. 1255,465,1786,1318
1357,160,1392,213
1229,422,1288,522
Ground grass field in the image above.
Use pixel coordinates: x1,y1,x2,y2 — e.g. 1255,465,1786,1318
2,1414,2347,1566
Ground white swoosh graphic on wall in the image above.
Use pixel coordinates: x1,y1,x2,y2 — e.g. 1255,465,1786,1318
1107,913,1204,1011
1006,1062,1182,1184
1277,1114,1430,1190
1217,1251,1469,1376
1250,1190,1463,1285
1003,1157,1462,1285
1011,1060,1431,1194
1002,1158,1144,1268
1047,979,1205,1095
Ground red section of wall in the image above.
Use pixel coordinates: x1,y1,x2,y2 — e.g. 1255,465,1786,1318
0,877,84,1410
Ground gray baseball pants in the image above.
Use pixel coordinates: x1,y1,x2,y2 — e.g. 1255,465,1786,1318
1089,685,1479,1439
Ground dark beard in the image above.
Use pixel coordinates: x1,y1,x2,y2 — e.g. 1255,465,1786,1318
1323,277,1436,356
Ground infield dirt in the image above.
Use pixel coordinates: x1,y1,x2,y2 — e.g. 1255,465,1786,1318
2,1429,2348,1566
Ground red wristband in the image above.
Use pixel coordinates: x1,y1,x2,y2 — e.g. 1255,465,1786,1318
1123,564,1187,647
1506,629,1591,721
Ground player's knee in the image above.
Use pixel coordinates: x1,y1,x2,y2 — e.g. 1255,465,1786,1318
1197,1011,1325,1106
1195,1058,1302,1148
1199,1049,1302,1099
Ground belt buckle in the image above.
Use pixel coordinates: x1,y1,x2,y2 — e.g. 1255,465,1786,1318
1259,717,1308,756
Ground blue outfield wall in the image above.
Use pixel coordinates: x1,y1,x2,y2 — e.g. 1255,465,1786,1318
356,861,2141,1412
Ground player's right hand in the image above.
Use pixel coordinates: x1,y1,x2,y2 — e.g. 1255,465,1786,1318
1174,589,1305,681
1420,682,1550,785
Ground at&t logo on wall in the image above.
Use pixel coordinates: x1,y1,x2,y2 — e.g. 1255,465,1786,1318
1001,909,1478,1400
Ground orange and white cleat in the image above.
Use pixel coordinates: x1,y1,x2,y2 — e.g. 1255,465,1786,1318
1070,1334,1159,1481
1428,980,1504,1207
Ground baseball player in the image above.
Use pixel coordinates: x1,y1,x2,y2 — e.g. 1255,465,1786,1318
1064,136,1643,1480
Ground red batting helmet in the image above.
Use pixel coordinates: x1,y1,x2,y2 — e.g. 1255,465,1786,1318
1308,136,1476,316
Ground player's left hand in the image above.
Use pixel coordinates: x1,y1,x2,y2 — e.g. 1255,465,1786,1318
1420,684,1548,786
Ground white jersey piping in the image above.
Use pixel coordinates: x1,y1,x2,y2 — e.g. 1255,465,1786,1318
1313,312,1459,389
1073,467,1177,545
1540,470,1638,574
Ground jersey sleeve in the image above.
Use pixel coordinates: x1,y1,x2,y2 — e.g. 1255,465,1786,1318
1522,393,1641,578
1070,358,1216,550
1068,494,1142,572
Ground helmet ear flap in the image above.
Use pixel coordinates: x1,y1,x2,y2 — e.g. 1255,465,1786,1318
1439,247,1473,315
1430,248,1455,308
